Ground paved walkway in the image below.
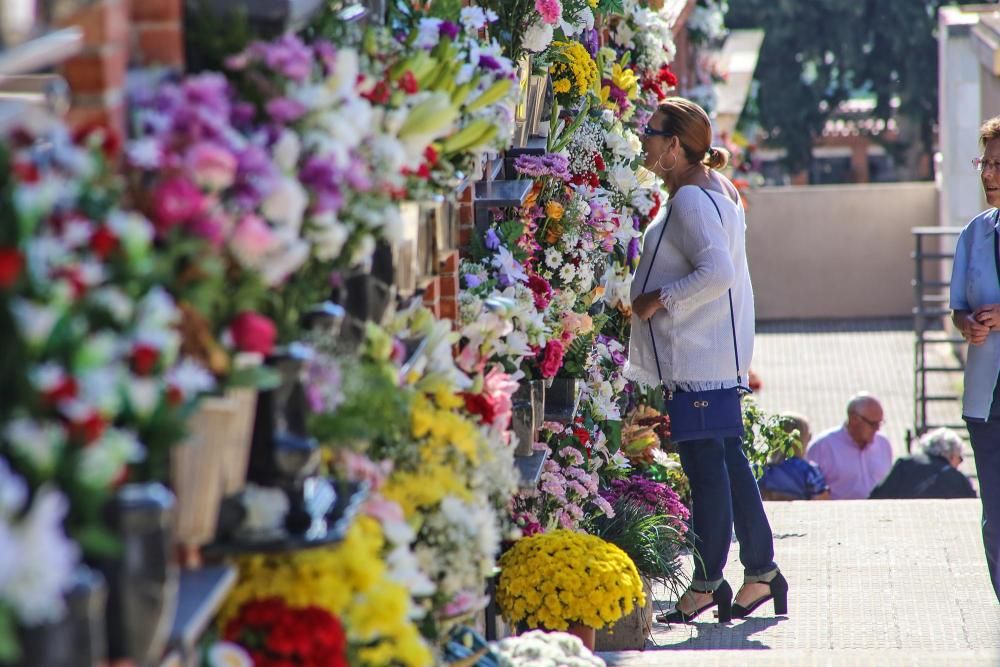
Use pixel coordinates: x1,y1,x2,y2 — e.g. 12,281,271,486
601,500,1000,666
748,318,976,482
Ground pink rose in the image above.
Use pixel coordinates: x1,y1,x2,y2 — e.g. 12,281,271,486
229,214,277,268
539,339,565,378
151,177,205,232
186,142,237,192
228,311,277,356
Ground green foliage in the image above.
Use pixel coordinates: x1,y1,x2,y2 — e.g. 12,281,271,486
741,397,798,479
587,501,688,592
0,605,17,664
727,0,983,173
645,454,690,505
183,0,255,74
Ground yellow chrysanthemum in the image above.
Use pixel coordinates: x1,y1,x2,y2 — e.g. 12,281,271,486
553,78,572,94
219,518,434,667
496,530,645,631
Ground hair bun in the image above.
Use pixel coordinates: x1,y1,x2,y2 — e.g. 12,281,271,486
704,146,730,170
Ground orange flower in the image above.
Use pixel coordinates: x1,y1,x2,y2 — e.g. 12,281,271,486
545,201,565,221
544,222,564,245
523,183,541,209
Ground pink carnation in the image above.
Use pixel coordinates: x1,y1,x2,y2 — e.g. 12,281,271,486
535,0,562,25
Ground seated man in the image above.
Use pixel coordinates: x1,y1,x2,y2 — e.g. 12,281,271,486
806,393,893,500
759,414,831,501
869,428,976,499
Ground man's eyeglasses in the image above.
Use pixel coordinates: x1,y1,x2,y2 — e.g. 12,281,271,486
852,413,883,430
972,156,1000,173
643,126,672,138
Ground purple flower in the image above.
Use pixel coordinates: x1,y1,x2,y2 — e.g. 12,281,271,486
265,97,307,124
479,55,502,71
252,35,313,82
464,274,482,288
627,236,640,266
484,228,500,250
439,21,460,39
601,476,690,534
515,153,571,181
581,28,600,57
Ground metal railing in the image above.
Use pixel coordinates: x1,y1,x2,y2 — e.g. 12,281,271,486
910,226,966,450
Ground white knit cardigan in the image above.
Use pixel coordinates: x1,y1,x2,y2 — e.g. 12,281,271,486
624,185,755,391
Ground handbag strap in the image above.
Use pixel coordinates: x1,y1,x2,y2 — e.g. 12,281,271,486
697,186,742,386
640,206,672,387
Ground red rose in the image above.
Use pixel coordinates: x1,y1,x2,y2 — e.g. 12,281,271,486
69,411,107,445
229,311,277,356
399,70,419,94
89,226,119,260
364,81,391,105
539,339,565,378
11,158,39,183
131,343,160,376
151,177,205,232
0,248,24,289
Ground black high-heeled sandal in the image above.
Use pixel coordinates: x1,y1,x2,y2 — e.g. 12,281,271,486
731,571,788,618
656,580,733,624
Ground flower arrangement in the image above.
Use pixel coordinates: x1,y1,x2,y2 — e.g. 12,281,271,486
496,529,645,630
1,124,204,544
0,458,79,663
219,516,434,667
548,40,600,105
493,630,606,667
222,598,349,667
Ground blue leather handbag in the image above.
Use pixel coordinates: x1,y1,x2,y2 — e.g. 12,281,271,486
639,186,748,443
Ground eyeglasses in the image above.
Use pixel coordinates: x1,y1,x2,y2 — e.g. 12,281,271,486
852,413,883,430
643,126,672,138
972,156,1000,172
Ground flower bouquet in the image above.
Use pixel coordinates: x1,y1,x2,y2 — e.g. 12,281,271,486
493,630,606,667
496,529,645,648
222,597,349,667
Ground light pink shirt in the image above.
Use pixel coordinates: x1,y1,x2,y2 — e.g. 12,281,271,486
806,426,893,500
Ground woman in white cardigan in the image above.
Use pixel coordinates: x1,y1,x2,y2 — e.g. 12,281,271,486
627,98,785,624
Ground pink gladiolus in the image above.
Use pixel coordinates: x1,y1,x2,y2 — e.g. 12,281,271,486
535,0,562,25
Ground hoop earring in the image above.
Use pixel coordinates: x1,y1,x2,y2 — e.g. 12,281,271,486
656,151,678,173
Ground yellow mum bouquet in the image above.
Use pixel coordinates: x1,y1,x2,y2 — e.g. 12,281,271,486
549,41,599,104
496,530,645,631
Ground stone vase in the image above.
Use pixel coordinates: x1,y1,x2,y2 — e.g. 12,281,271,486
96,483,178,666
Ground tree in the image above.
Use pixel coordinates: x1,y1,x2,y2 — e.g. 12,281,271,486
727,0,990,172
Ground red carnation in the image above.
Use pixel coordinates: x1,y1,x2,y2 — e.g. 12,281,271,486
364,80,391,105
131,343,160,376
573,426,591,447
594,153,606,172
423,144,439,167
229,311,277,356
527,274,552,310
0,247,24,289
89,226,119,260
463,391,498,426
539,339,565,378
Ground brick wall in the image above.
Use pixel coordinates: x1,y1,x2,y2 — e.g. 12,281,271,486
58,0,185,145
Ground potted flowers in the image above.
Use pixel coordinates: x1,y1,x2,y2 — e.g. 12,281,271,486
496,529,645,651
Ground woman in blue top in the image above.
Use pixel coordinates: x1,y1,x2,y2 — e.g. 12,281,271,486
949,114,1000,602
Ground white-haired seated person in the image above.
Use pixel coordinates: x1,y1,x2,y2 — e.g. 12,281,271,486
869,428,976,500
